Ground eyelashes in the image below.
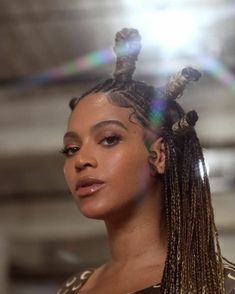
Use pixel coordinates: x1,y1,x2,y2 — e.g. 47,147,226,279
60,146,80,157
61,135,121,158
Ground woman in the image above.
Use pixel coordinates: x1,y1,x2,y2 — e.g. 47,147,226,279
57,28,235,293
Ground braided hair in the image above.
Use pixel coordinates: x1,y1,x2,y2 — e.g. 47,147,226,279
69,28,225,293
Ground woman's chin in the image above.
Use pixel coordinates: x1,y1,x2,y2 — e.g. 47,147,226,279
76,199,113,220
80,209,108,220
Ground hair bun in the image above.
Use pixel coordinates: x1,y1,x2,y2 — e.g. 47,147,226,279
165,66,202,99
113,28,141,82
172,110,198,135
185,110,198,126
181,67,202,82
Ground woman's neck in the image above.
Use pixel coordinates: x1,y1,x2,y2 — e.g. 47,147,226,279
104,190,167,268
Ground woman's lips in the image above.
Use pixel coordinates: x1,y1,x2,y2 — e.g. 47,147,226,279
75,177,105,197
76,183,105,197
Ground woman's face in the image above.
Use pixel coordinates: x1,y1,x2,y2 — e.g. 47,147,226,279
63,92,158,220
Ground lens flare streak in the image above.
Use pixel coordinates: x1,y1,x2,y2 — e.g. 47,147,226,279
9,47,114,91
199,55,235,93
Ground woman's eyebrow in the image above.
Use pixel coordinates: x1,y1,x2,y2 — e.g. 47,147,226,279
63,131,79,141
91,120,128,132
63,120,127,141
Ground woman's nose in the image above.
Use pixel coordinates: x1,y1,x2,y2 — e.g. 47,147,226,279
74,148,98,171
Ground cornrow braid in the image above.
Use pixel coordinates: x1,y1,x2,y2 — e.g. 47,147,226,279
69,28,225,293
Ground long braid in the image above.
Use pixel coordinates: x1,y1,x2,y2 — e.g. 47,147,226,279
159,129,224,293
69,28,225,293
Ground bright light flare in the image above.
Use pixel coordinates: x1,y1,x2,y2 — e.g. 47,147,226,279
141,9,199,55
125,2,201,57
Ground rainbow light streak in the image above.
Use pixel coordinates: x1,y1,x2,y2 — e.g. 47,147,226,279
199,55,235,93
149,98,167,128
15,47,114,90
47,47,114,80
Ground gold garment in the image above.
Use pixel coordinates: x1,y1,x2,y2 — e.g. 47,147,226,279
57,264,235,294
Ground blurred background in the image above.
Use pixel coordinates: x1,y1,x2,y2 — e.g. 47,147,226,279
0,0,235,293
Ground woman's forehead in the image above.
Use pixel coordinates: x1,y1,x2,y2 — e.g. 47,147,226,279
67,92,141,131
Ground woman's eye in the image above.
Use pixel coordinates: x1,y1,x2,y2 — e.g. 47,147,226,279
101,135,121,146
60,146,80,157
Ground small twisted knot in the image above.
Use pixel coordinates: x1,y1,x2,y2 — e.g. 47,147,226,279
181,67,202,82
166,67,202,100
113,28,141,81
172,110,198,135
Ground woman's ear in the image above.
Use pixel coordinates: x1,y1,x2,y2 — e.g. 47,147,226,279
148,137,166,174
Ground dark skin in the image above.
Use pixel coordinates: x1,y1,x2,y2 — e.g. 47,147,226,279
63,93,167,294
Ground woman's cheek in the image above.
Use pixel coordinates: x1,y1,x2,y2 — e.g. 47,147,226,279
63,161,74,191
108,148,147,184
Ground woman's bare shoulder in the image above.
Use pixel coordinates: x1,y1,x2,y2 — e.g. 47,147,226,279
224,262,235,294
56,269,94,294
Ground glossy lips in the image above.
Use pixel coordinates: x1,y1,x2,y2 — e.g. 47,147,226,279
75,177,105,197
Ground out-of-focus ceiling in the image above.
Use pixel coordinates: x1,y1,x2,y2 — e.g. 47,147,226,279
0,0,235,290
1,0,235,152
1,0,235,80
